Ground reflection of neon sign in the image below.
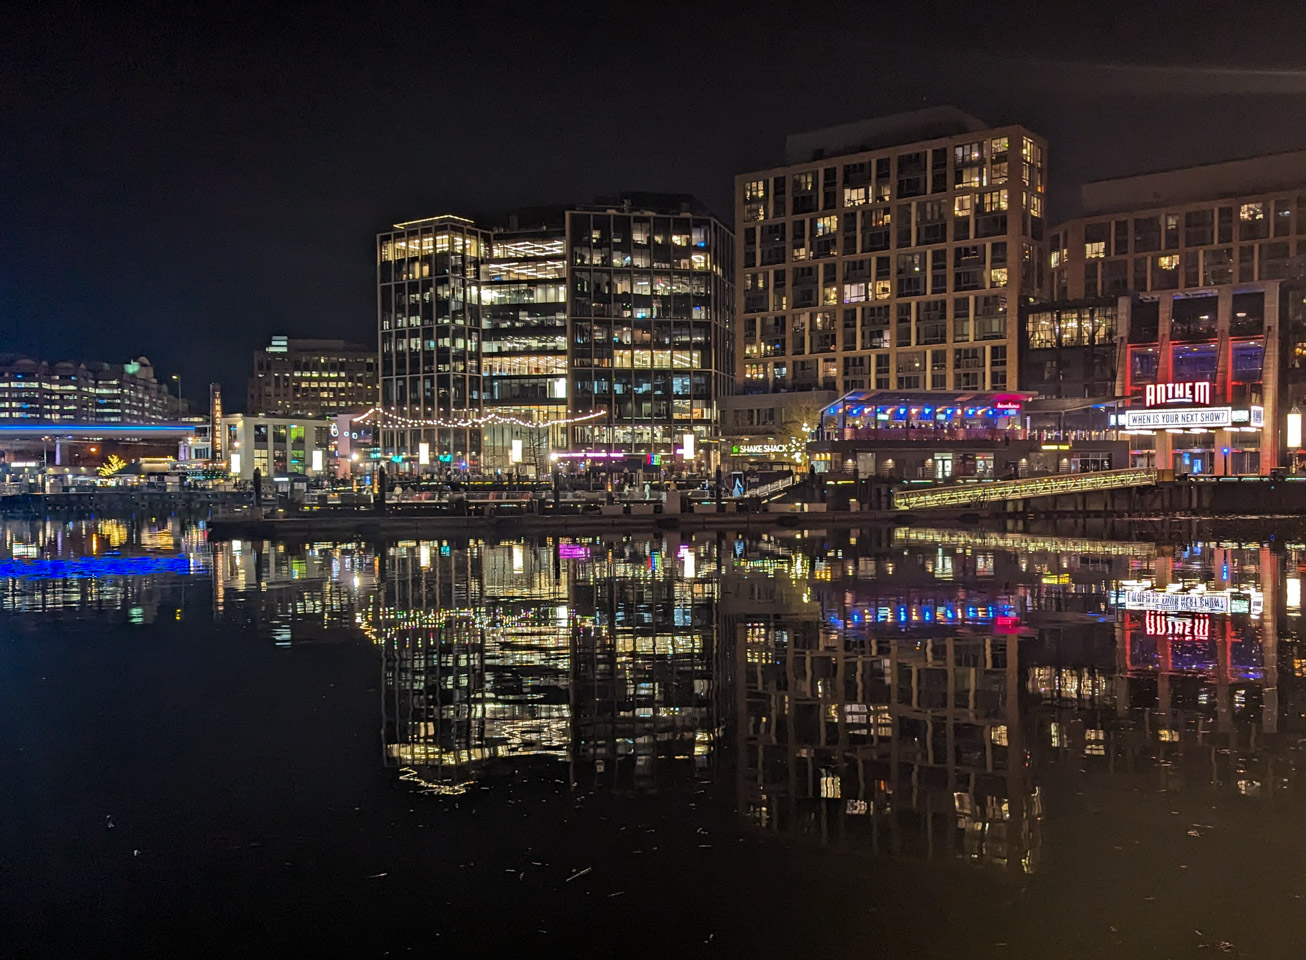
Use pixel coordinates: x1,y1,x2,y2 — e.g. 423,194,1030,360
1124,590,1229,613
1144,611,1210,640
1146,381,1211,407
557,544,591,560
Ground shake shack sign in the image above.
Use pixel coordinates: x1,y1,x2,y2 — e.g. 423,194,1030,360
1145,381,1211,407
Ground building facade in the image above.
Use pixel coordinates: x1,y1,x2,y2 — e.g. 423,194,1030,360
0,354,185,423
377,215,489,468
735,108,1047,399
479,214,570,473
565,197,734,459
247,336,376,419
1049,149,1306,302
377,196,734,472
222,414,333,480
1020,281,1301,476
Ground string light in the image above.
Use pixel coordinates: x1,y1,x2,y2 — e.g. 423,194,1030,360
351,407,606,430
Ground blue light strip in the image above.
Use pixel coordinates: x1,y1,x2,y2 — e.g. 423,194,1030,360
0,423,191,434
0,555,195,579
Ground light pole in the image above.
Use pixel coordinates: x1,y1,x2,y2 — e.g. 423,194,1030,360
170,374,182,417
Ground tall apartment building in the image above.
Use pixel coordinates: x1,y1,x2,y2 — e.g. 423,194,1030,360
735,108,1047,397
1049,149,1306,301
0,353,185,422
246,336,377,418
377,196,734,470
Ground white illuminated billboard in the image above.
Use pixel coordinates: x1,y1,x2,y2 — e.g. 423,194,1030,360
1122,407,1232,430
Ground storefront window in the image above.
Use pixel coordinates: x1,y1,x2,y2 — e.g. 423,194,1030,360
1171,343,1218,383
1231,341,1264,382
1130,346,1159,385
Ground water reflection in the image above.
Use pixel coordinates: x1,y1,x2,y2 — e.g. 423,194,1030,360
3,517,1303,873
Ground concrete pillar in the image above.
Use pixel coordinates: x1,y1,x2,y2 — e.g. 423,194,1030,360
1155,294,1174,472
1261,283,1281,475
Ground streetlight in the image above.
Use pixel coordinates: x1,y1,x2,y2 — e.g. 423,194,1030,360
171,374,182,416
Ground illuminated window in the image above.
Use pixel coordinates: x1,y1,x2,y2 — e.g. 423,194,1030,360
814,215,838,236
844,186,868,207
793,172,814,191
1085,241,1106,259
954,195,973,217
990,267,1008,286
990,136,1009,154
744,180,766,201
978,189,1008,213
1240,202,1265,221
1049,249,1062,268
990,725,1008,746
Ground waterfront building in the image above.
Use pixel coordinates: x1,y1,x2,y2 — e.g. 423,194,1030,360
246,336,376,419
377,215,490,469
377,195,734,472
1049,148,1306,302
0,353,186,423
479,212,570,473
220,413,333,480
1020,279,1300,476
735,108,1047,399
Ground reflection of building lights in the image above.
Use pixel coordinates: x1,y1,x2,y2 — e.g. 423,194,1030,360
1288,576,1301,612
1289,405,1302,449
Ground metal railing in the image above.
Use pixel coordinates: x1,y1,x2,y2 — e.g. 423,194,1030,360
743,474,796,502
893,468,1158,510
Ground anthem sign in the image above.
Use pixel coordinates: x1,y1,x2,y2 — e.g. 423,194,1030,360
1145,381,1212,407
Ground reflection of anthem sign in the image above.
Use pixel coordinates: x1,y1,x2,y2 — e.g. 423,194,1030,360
1122,406,1233,429
1145,381,1211,407
1124,589,1230,613
1144,611,1211,640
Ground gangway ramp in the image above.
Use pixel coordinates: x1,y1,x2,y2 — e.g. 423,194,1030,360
893,468,1157,510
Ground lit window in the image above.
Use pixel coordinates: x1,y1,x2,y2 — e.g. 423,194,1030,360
1049,249,1063,269
814,215,838,236
1157,254,1179,270
954,195,973,217
990,267,1008,286
1240,202,1265,221
744,180,766,201
844,186,868,207
979,189,1008,213
990,136,1009,154
1085,241,1106,259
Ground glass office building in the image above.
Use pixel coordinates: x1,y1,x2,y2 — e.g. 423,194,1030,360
377,215,488,468
378,197,734,471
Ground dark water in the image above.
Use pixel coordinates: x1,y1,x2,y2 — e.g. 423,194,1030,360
2,517,1305,958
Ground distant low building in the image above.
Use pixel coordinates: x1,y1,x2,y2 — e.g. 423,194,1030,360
0,354,186,423
246,336,377,418
221,413,333,480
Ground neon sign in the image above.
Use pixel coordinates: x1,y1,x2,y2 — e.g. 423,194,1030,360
1122,407,1232,429
1145,381,1211,407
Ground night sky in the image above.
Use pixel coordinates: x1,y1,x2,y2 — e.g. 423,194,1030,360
4,1,1306,409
